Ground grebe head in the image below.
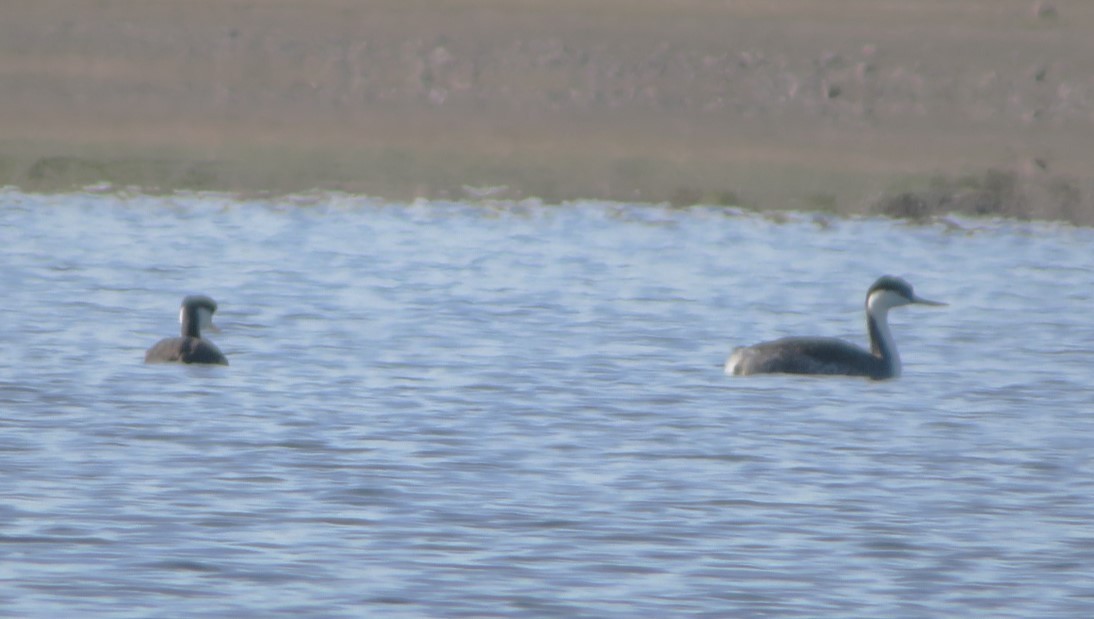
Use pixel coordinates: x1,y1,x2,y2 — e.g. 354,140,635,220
866,276,946,313
180,295,220,334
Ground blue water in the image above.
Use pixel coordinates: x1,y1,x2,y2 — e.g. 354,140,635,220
2,189,1093,617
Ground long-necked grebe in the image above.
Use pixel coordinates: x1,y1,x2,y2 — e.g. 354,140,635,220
145,295,228,365
725,276,943,379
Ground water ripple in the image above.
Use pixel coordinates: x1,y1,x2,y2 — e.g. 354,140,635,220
0,190,1092,617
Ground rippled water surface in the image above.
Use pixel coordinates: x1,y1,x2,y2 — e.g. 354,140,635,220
2,190,1093,617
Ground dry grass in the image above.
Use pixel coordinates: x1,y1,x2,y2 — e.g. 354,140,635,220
3,0,1093,222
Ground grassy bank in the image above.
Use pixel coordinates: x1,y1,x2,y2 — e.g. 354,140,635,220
3,0,1093,223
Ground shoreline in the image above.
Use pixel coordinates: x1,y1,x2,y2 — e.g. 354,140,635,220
3,0,1092,223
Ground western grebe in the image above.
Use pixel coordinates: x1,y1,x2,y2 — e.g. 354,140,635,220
144,295,228,365
725,276,943,380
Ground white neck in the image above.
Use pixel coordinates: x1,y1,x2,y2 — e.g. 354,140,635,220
866,295,901,377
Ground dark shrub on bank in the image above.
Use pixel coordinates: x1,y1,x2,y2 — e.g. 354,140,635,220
873,168,1089,225
23,156,221,192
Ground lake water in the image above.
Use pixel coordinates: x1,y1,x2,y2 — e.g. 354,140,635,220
1,189,1092,618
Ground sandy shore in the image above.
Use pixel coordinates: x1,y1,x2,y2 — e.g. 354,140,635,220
3,0,1092,223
